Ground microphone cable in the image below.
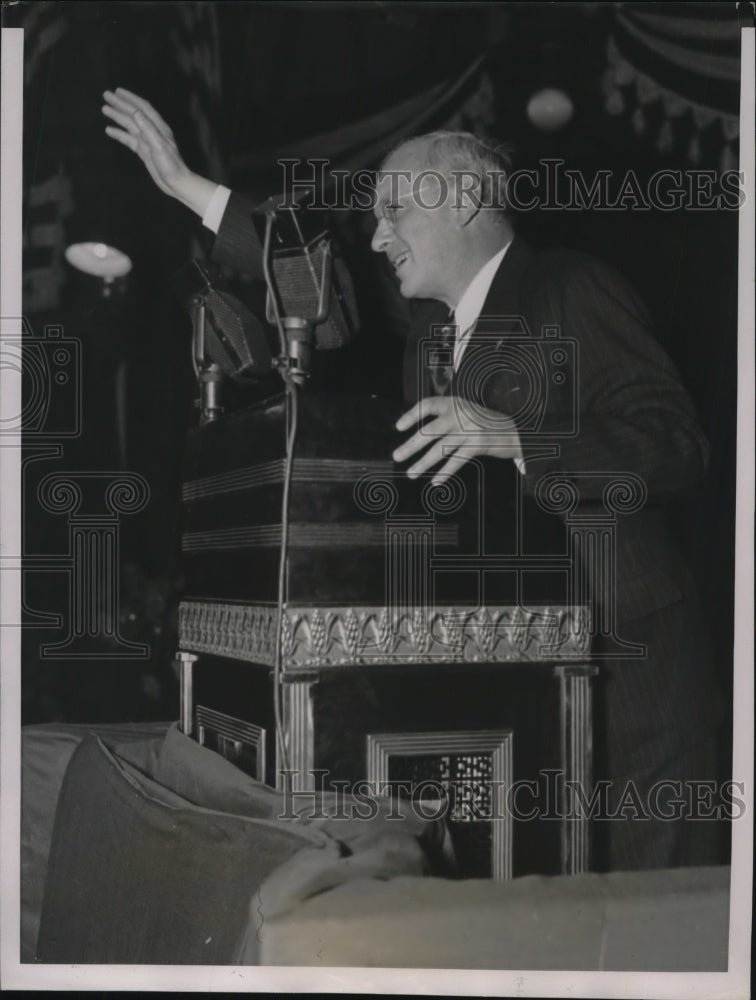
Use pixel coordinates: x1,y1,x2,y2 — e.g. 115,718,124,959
263,211,297,785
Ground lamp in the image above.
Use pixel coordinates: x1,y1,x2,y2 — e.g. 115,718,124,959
518,8,577,134
64,240,132,291
62,168,138,300
62,195,139,468
526,88,574,131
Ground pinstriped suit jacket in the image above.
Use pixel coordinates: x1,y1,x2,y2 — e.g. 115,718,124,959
403,237,710,631
400,238,723,780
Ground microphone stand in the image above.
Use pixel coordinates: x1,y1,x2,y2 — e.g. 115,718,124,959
262,206,344,786
261,209,335,785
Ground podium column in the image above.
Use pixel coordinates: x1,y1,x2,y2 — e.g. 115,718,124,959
277,677,316,792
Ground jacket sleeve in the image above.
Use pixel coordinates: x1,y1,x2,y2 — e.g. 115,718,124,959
511,253,709,503
209,191,265,277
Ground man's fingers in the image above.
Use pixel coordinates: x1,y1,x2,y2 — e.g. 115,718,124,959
393,433,422,463
104,102,174,159
393,394,521,483
132,111,171,151
392,417,446,463
102,104,138,134
103,90,152,132
103,89,173,143
104,125,138,153
430,451,469,486
395,396,449,433
395,402,423,433
102,89,137,114
407,437,457,479
111,87,173,140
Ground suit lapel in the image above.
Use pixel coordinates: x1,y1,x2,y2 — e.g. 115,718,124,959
404,238,536,402
451,237,535,399
477,236,534,321
403,298,449,402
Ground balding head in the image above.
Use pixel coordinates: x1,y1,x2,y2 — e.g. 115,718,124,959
381,131,513,224
371,131,514,308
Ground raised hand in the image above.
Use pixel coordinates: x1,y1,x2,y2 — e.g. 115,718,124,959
102,87,216,217
393,395,523,485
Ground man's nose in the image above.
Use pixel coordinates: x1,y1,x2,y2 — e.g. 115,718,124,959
371,217,393,253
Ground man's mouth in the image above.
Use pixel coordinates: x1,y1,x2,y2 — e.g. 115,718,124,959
392,251,410,272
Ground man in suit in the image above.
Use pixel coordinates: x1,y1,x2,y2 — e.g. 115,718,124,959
103,89,724,871
371,134,723,872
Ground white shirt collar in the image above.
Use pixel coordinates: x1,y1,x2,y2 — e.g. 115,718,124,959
453,241,512,368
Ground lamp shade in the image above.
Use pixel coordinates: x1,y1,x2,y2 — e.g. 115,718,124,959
65,242,133,279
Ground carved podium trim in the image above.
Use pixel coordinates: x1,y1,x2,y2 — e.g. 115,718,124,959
178,601,591,670
366,730,514,880
179,601,279,664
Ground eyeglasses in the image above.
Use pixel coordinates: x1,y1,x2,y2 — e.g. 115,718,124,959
374,175,440,227
376,189,419,227
375,175,484,227
379,202,403,226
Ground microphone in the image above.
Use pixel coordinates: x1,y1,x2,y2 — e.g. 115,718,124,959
201,285,272,379
267,232,357,351
174,259,273,423
258,206,359,380
178,259,272,379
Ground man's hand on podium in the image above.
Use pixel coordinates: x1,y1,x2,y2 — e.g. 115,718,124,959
394,395,523,486
102,87,217,219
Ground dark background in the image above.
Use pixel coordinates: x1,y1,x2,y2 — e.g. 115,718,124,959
8,3,738,750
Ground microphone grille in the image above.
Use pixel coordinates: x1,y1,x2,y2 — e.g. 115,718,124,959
272,238,358,350
205,289,271,376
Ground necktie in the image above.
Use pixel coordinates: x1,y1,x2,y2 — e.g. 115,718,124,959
428,324,457,397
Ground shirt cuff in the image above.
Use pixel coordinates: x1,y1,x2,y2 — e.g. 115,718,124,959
510,424,526,475
202,185,232,234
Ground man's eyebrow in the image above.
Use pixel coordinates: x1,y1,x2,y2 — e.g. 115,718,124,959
375,169,413,199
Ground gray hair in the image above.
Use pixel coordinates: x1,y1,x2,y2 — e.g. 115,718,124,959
381,131,514,218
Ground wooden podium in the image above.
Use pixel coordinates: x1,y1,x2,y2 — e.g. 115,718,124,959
176,393,596,879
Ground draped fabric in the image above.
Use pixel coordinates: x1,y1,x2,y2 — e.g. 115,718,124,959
223,4,502,175
17,4,74,313
168,1,226,185
28,722,446,963
231,57,496,192
247,58,494,167
601,4,741,170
